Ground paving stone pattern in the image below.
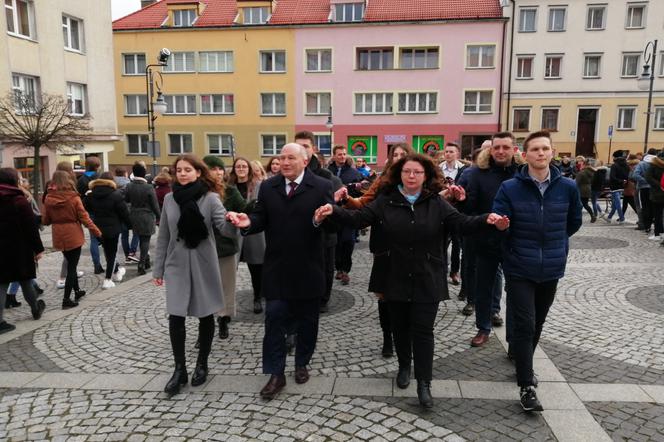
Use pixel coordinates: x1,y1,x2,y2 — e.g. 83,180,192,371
568,236,629,250
0,331,60,372
586,402,664,442
625,285,664,315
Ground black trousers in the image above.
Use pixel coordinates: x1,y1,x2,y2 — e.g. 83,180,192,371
322,245,335,305
639,189,652,230
445,232,461,275
100,235,120,279
460,237,477,304
62,247,82,300
248,264,262,301
505,277,558,387
335,240,355,273
139,235,151,267
387,301,439,381
622,196,637,216
653,201,664,236
169,314,214,364
580,197,594,218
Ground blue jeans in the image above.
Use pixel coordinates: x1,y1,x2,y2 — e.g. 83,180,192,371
90,234,101,267
591,191,603,216
121,225,139,256
607,190,625,222
7,279,39,295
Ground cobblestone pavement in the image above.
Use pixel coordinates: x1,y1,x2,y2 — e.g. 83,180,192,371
1,213,663,441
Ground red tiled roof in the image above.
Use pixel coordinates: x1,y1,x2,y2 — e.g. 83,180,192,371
269,0,330,25
364,0,502,21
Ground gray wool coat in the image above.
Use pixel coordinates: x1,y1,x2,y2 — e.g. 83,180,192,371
125,178,160,236
239,180,266,265
153,191,233,318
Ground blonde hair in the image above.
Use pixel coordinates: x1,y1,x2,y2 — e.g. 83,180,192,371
51,170,77,191
250,160,267,181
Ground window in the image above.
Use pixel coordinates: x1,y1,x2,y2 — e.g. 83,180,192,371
199,51,233,72
173,9,196,27
62,15,83,51
548,7,566,31
654,107,664,130
260,93,286,116
306,49,332,72
625,4,646,29
260,51,286,73
357,48,393,70
621,53,640,77
261,134,286,156
207,134,233,155
11,73,38,111
545,55,562,78
397,92,437,114
541,108,559,131
163,52,195,73
315,134,332,155
464,90,493,114
617,107,636,130
124,95,147,116
164,95,196,115
354,93,393,114
123,53,146,75
305,92,331,115
5,0,34,38
243,7,269,24
66,82,86,116
400,47,439,69
466,45,495,69
583,54,601,78
661,52,664,76
512,108,531,131
127,134,149,155
586,5,606,30
334,3,364,22
168,134,193,154
519,7,537,32
200,94,234,114
516,56,534,79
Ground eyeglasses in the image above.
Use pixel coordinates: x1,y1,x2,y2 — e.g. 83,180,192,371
235,165,249,169
401,169,425,176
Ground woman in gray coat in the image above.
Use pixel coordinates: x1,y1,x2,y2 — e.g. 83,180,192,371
125,163,160,274
153,154,232,396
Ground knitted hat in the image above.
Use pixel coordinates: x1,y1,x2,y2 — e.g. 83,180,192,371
612,150,624,159
202,155,226,169
132,162,146,178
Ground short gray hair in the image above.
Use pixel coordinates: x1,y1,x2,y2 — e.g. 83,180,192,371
281,143,308,160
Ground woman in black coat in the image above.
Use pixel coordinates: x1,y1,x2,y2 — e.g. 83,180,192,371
0,168,46,334
315,153,508,408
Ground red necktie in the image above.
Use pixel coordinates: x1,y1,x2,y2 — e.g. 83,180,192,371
288,181,298,197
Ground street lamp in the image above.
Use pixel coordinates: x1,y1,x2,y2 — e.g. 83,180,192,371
325,106,333,150
145,48,170,177
637,39,658,153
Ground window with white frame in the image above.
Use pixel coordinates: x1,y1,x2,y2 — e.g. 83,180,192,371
466,45,495,69
397,92,437,113
357,48,393,70
545,55,562,78
334,3,364,22
519,7,537,32
625,3,646,29
124,95,147,116
305,92,331,115
5,0,35,38
62,15,83,51
260,51,286,73
516,56,534,79
243,7,269,24
400,47,439,69
583,54,601,78
306,49,332,72
261,134,286,156
11,73,38,111
621,53,640,77
163,52,195,72
548,7,566,31
512,108,531,131
168,134,193,154
127,134,149,155
660,52,664,76
617,107,636,130
315,134,332,155
173,9,196,27
260,93,286,116
123,53,146,75
354,93,393,114
200,94,234,114
541,108,559,131
207,134,233,155
164,95,196,115
464,90,493,114
199,51,233,72
654,107,664,130
66,82,86,116
586,5,606,30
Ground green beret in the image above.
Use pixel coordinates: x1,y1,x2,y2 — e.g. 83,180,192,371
203,155,226,169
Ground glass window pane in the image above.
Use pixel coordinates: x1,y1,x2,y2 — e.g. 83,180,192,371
261,94,271,113
124,55,135,74
321,50,331,70
306,51,317,71
276,94,285,114
224,95,233,113
402,50,413,69
482,46,494,67
275,52,285,71
468,47,479,67
306,93,317,113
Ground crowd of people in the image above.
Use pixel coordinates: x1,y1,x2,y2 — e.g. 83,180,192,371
2,128,661,413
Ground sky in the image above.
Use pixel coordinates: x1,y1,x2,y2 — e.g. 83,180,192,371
111,0,142,21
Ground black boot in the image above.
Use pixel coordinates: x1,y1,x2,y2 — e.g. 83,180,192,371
192,315,214,386
191,357,208,387
166,315,187,396
137,263,146,275
218,316,229,339
145,255,151,270
396,365,411,389
381,331,394,358
5,294,21,308
31,300,46,320
417,380,433,408
164,363,188,396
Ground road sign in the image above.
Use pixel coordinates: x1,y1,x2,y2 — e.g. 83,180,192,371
608,125,613,138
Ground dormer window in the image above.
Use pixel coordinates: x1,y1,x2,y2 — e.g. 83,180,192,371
173,9,197,27
243,7,269,24
334,3,364,22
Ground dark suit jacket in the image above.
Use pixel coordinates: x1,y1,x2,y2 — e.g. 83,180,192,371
245,169,334,300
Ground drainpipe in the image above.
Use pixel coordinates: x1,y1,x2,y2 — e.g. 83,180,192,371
505,0,516,132
497,17,507,131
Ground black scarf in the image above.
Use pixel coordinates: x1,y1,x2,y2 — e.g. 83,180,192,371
172,180,208,249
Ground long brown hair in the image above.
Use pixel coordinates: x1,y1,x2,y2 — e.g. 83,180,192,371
51,170,77,191
228,156,257,195
385,143,415,172
172,154,223,198
379,153,444,195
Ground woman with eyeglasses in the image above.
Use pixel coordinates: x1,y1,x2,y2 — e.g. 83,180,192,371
316,153,508,408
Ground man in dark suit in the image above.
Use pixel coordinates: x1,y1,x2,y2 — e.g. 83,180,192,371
226,143,334,400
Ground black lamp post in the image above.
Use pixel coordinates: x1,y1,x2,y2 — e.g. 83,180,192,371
145,48,170,177
637,39,658,153
325,106,333,151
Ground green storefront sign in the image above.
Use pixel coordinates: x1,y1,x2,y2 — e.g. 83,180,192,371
413,135,445,157
347,136,378,164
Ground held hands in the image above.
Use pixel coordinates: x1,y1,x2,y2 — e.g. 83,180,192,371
34,252,43,262
226,211,251,229
440,185,466,202
314,204,333,224
334,187,349,203
486,213,510,231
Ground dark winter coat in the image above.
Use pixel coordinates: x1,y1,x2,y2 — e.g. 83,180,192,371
83,179,132,238
574,167,595,199
213,185,247,258
331,187,489,303
42,190,102,251
308,154,342,248
77,171,98,196
609,157,630,190
591,167,608,192
0,184,44,282
493,165,582,283
125,178,160,236
327,161,363,188
645,157,664,204
153,176,172,210
557,161,575,178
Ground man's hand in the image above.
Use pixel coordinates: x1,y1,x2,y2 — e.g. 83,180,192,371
486,213,510,231
314,204,333,224
226,212,251,229
34,252,43,262
153,278,163,286
334,187,349,203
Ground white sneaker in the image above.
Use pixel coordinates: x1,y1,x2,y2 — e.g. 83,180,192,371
56,279,65,289
102,279,115,289
113,267,126,282
77,270,84,277
648,235,662,241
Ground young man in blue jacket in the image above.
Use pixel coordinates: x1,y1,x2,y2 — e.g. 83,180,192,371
493,131,582,412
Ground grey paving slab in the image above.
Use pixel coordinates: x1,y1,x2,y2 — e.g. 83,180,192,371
458,381,517,400
80,373,154,390
283,376,335,395
586,401,664,441
392,380,461,399
332,377,393,396
24,372,97,389
202,374,269,393
543,410,613,442
537,382,586,410
533,357,566,382
641,385,664,403
0,371,43,388
571,383,654,403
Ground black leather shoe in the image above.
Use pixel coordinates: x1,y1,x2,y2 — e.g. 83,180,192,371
62,298,79,309
74,290,86,301
31,300,46,320
396,365,411,389
137,265,146,276
260,374,286,400
218,316,229,339
0,321,16,335
417,380,433,408
94,264,105,275
294,366,309,384
191,362,208,387
164,363,188,396
5,294,21,308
